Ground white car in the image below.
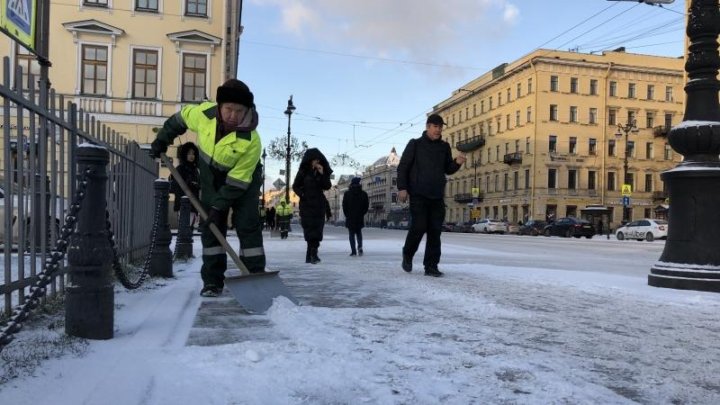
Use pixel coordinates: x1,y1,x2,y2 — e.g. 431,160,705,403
472,218,508,234
615,219,668,242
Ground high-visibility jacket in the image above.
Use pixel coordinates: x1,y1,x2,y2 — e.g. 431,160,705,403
156,102,262,211
276,201,293,217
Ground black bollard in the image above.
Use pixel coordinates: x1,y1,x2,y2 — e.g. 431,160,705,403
66,145,114,340
174,196,194,260
150,179,173,277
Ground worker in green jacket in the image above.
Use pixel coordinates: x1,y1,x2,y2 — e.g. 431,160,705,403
275,197,293,239
150,79,265,297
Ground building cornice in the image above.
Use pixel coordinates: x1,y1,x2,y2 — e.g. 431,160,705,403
167,30,222,53
63,19,125,46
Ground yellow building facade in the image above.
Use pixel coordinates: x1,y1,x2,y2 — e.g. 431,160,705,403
1,0,240,159
434,49,685,229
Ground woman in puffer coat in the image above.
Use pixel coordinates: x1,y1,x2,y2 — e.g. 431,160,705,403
292,148,333,264
169,142,200,228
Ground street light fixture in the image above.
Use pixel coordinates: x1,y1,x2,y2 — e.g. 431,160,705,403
615,118,639,224
284,95,296,203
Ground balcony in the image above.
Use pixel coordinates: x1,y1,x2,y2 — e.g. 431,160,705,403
653,125,670,138
652,190,668,200
456,135,486,153
454,192,482,203
503,152,523,165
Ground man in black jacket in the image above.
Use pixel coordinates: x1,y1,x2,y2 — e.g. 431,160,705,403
397,114,466,277
342,177,369,256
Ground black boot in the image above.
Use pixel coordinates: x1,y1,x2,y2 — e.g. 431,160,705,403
311,248,321,264
305,246,312,263
402,253,413,272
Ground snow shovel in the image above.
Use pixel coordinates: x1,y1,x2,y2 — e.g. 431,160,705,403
161,153,298,313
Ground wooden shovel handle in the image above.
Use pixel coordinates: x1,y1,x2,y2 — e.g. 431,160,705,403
160,153,250,276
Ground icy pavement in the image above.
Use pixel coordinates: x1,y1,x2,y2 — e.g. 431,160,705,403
2,226,720,404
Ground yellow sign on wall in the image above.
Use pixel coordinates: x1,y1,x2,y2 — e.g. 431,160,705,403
621,184,632,196
0,0,37,51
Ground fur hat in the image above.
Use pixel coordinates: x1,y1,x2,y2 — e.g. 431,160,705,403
351,177,361,185
216,79,254,107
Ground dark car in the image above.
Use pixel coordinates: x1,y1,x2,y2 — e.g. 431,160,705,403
518,220,547,236
543,217,595,238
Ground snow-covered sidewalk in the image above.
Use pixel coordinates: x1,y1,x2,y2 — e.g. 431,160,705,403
2,227,720,404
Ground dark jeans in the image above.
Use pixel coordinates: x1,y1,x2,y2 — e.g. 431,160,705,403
348,228,363,253
402,196,445,268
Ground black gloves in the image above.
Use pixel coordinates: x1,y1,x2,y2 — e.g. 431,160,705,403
204,207,226,228
150,139,168,159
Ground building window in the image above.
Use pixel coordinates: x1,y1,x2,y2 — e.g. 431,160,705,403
526,106,532,123
481,100,484,113
609,81,617,97
569,137,577,154
528,78,533,93
645,174,653,192
607,172,616,191
568,170,577,190
498,92,502,106
182,53,207,102
497,117,502,133
507,88,511,103
550,75,559,92
81,45,108,95
524,169,530,189
647,84,655,100
627,141,635,158
569,106,578,123
506,114,511,130
517,83,522,98
84,0,108,6
496,145,500,162
548,169,557,189
525,137,530,154
589,108,597,124
590,79,598,95
608,109,617,126
626,173,635,190
504,173,509,191
549,104,558,121
494,174,499,191
473,104,476,117
646,111,654,129
664,143,672,160
513,171,519,190
489,96,493,110
588,170,596,190
665,86,673,102
628,110,636,125
185,0,208,17
570,77,578,94
608,139,616,156
646,142,654,159
15,44,40,90
549,135,557,153
136,0,158,11
515,110,520,126
664,113,673,129
589,138,597,155
132,49,158,99
515,139,520,153
628,83,636,99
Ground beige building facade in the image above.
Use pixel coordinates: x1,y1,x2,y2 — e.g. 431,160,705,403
2,0,240,160
433,49,685,229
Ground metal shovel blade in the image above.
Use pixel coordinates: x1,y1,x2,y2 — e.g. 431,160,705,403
223,269,299,314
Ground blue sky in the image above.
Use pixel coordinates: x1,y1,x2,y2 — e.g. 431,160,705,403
238,0,687,184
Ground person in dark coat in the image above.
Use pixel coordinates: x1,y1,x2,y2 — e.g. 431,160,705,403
292,148,333,264
397,114,465,277
266,206,276,230
169,142,200,229
342,177,369,256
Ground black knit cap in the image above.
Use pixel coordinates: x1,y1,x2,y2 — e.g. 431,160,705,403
426,114,445,126
216,78,254,107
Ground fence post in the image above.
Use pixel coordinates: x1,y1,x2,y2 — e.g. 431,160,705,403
66,145,113,340
174,196,194,260
150,179,172,277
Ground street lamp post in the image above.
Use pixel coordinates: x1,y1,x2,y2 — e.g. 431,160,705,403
261,148,267,208
284,96,296,203
615,119,638,224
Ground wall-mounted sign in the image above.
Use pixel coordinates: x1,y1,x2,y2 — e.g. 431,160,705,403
0,0,37,51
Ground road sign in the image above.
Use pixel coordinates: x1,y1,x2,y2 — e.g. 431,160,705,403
621,184,632,196
622,196,630,207
272,178,286,190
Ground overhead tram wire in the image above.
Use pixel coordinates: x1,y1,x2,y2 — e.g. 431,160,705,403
576,15,684,52
575,10,683,50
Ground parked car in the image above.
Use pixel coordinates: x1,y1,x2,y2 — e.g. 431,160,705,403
472,218,508,234
505,222,520,234
518,220,547,236
615,219,668,242
441,222,456,232
452,221,475,233
543,217,595,238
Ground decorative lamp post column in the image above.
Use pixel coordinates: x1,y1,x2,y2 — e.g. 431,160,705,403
648,0,720,292
615,119,638,224
284,96,296,203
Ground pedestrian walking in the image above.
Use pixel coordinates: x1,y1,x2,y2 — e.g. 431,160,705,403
397,114,465,277
342,177,369,256
292,148,333,264
266,206,276,230
275,198,293,239
168,142,200,230
150,78,266,297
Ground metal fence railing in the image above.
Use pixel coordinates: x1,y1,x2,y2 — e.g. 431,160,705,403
0,56,158,316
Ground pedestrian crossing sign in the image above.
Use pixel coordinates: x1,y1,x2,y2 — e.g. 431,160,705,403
0,0,37,51
621,184,632,196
